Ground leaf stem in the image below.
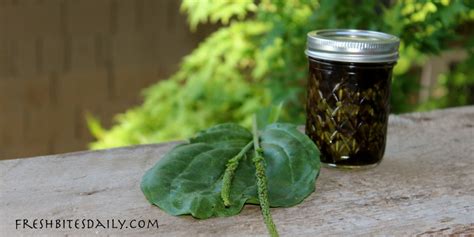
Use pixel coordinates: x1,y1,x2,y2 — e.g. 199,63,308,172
252,116,279,237
221,141,253,206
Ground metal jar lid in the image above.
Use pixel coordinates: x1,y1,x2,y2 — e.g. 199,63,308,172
306,29,400,63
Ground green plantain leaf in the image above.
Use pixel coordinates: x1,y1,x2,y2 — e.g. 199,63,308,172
260,123,320,207
141,123,320,219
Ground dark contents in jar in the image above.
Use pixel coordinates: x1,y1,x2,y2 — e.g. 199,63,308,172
305,58,395,166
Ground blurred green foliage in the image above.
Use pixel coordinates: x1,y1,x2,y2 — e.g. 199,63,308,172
89,0,473,149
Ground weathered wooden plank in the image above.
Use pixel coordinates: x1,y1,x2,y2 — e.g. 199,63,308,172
1,106,473,236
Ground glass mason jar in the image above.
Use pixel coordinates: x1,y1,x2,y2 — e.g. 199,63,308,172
305,29,400,168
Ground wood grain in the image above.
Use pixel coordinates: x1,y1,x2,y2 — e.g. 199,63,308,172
1,106,473,236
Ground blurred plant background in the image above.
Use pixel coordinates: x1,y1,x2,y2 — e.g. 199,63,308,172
89,0,474,149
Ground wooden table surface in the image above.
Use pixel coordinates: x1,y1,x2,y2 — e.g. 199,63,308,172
1,106,473,236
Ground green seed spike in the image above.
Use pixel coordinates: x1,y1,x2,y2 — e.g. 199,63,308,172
253,154,279,237
221,141,253,207
252,116,279,237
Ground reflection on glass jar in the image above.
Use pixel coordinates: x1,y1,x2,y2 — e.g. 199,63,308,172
305,29,400,168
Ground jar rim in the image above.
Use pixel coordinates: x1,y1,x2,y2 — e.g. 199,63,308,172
306,29,400,63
